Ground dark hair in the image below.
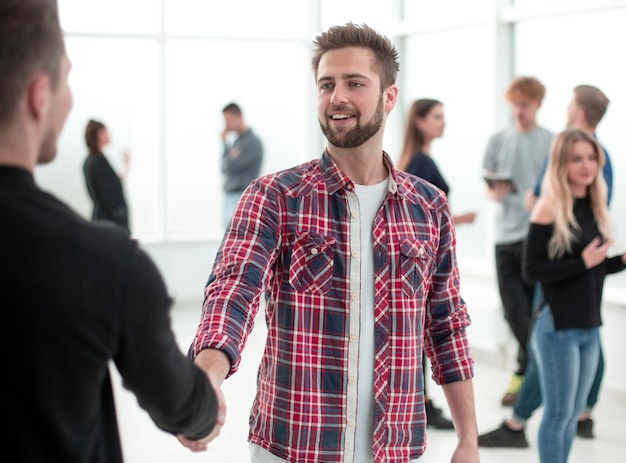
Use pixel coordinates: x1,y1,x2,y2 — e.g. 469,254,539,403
574,85,609,128
85,119,106,155
222,102,242,116
0,0,65,128
311,22,400,91
397,99,442,171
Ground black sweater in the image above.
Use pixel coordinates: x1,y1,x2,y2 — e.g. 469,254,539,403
523,196,625,330
83,152,129,233
1,166,217,462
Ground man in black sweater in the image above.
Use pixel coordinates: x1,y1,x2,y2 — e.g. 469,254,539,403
0,1,223,461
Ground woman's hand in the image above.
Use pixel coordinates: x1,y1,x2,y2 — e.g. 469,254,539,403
581,237,613,269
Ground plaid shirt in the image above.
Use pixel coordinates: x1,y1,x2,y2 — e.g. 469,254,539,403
191,151,474,463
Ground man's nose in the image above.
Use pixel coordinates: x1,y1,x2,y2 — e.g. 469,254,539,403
330,86,348,105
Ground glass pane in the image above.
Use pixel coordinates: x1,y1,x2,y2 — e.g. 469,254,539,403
164,39,312,236
58,0,161,35
401,26,494,264
37,37,162,239
165,0,311,39
321,0,398,31
403,0,491,28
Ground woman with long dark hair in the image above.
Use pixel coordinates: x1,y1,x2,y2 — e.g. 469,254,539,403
398,99,476,225
397,99,477,430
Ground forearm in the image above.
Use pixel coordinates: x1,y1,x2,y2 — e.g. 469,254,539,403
442,379,478,444
194,348,231,386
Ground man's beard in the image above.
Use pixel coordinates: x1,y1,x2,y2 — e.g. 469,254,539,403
319,95,384,148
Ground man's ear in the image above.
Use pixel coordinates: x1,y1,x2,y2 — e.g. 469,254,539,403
384,84,399,113
26,73,51,122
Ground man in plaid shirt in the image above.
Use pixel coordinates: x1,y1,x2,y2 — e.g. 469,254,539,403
180,22,480,463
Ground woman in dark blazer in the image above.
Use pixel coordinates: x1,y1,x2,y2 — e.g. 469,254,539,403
83,119,130,234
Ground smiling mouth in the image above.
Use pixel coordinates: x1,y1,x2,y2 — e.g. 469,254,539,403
330,114,354,120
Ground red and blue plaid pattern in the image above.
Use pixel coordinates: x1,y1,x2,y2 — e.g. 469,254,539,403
191,151,474,463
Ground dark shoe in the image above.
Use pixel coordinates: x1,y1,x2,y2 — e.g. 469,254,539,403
501,392,518,406
478,422,529,448
577,418,594,438
425,400,454,429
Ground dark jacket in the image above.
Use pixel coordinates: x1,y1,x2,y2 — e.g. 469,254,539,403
83,152,129,233
1,166,218,462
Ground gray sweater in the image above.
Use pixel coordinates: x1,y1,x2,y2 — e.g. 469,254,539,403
482,126,554,244
222,129,264,192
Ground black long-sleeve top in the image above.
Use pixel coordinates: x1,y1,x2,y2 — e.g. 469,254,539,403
405,151,450,195
523,196,625,330
83,151,129,233
1,166,218,462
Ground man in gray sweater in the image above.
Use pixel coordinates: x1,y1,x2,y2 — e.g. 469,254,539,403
482,76,554,407
221,102,264,229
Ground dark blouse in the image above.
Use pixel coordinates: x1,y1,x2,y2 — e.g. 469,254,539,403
523,196,625,330
405,151,450,195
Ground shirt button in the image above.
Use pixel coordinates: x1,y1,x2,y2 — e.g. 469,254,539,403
349,377,356,384
310,248,319,255
351,211,358,218
350,335,357,342
351,293,358,301
351,251,359,258
347,419,355,426
419,248,425,256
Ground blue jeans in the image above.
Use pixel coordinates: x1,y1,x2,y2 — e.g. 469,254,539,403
511,284,543,423
531,306,599,463
513,286,603,423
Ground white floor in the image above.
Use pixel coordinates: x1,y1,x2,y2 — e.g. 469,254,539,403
112,300,626,463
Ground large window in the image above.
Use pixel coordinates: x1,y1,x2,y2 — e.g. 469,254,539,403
37,0,626,295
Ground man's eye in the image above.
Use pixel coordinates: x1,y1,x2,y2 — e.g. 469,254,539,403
349,82,363,88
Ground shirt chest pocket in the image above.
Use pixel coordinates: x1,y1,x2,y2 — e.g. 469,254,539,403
400,239,437,297
288,233,336,293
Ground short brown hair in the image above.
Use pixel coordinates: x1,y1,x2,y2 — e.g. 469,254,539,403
505,76,546,103
85,119,106,155
0,0,65,129
311,22,400,91
573,85,609,128
222,102,242,116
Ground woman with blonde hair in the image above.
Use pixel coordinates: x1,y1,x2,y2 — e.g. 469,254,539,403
524,128,625,463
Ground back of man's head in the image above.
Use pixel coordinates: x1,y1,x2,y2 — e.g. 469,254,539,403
0,0,65,130
574,85,609,129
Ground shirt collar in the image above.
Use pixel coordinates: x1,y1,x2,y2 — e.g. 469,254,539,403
319,150,399,196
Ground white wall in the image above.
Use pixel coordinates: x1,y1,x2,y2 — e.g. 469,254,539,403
35,0,626,396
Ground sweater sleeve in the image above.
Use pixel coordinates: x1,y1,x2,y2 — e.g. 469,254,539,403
115,247,218,440
523,223,587,284
607,255,626,274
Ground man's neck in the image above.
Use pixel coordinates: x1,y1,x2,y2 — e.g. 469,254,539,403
515,121,538,133
327,142,388,186
0,131,36,174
